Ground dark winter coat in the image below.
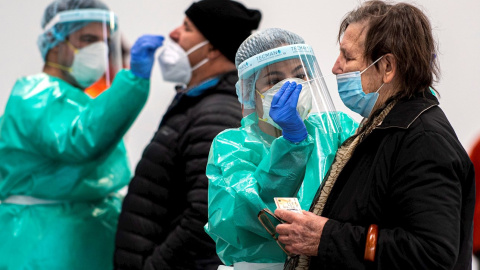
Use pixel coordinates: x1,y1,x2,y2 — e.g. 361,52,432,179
114,71,242,270
310,91,475,269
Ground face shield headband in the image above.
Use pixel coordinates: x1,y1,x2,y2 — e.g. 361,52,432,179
236,44,317,111
237,44,316,80
42,9,118,34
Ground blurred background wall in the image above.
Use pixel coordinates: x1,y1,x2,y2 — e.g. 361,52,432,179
0,0,479,169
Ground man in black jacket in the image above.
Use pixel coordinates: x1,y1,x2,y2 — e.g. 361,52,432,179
274,1,475,270
113,1,261,269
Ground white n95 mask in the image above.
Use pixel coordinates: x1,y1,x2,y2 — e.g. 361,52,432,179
157,39,209,85
69,41,108,88
257,77,313,130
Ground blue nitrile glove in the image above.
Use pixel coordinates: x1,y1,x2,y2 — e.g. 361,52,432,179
270,81,308,143
130,34,164,79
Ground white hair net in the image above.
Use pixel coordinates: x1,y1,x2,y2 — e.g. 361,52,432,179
234,28,305,109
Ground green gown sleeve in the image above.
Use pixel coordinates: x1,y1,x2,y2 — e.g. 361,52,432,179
0,70,149,200
2,70,147,162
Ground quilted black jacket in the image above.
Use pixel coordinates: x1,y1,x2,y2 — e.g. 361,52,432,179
114,71,241,270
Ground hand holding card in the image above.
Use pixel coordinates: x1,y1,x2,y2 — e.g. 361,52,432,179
274,197,302,213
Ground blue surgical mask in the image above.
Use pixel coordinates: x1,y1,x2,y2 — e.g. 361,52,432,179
336,56,384,118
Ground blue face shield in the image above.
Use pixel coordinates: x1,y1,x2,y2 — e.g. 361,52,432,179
336,56,384,118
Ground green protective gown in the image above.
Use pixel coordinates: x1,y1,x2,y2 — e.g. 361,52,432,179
205,112,358,266
0,70,149,270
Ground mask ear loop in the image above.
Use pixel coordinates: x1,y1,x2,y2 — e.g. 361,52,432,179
360,55,384,75
256,90,265,99
252,71,263,99
186,40,209,55
187,40,210,71
191,58,209,71
375,83,385,94
66,40,79,53
253,71,269,122
46,61,72,72
46,40,79,72
365,56,386,115
364,56,386,93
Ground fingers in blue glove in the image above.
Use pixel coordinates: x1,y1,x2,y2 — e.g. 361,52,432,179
269,80,307,143
131,35,164,58
130,34,164,79
272,81,303,107
286,83,303,109
271,81,290,106
280,81,298,106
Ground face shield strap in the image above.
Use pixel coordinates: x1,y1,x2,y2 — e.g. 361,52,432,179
42,9,118,34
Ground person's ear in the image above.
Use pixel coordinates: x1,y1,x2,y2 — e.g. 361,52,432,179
206,45,221,60
382,53,396,84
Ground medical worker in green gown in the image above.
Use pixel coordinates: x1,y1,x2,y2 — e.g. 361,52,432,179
205,28,359,269
0,0,163,269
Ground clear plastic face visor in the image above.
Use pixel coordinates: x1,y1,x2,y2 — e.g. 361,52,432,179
236,44,341,133
43,9,122,90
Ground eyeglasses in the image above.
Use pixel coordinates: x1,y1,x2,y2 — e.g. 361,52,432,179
283,255,300,270
257,208,294,257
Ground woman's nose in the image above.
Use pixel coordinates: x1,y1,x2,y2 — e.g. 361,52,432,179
331,56,343,75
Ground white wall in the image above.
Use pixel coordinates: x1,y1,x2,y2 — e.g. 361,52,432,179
1,0,480,168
